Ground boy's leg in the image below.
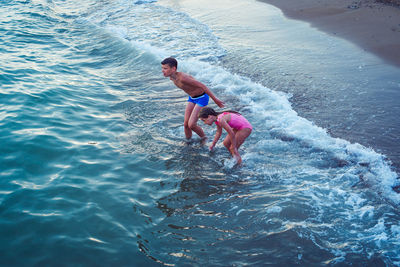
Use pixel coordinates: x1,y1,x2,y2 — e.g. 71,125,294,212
188,104,206,139
184,102,196,139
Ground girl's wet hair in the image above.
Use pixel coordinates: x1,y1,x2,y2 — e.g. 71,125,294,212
199,107,218,118
199,107,240,118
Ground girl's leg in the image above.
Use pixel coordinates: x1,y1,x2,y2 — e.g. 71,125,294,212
223,128,251,155
223,133,233,154
234,128,252,149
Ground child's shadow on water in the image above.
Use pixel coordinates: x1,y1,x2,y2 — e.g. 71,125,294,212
165,139,238,177
159,141,244,217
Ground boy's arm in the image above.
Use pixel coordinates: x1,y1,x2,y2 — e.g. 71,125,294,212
203,86,225,108
181,75,225,108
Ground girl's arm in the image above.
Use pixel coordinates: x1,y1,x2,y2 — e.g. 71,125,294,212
210,125,222,151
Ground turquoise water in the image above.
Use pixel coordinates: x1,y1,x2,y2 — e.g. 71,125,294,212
1,0,400,266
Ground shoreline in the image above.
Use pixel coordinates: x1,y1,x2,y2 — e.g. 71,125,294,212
257,0,400,68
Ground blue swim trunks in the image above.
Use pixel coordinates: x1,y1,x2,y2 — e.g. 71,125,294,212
188,92,209,107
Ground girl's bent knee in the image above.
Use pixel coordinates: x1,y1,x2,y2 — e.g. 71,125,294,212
223,142,230,149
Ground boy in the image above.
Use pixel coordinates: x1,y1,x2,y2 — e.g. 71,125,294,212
161,57,224,140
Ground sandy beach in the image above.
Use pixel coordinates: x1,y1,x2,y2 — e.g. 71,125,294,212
257,0,400,68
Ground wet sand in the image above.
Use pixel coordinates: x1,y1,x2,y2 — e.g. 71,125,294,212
257,0,400,68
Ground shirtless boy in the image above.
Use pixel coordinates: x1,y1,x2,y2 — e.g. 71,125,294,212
161,57,224,140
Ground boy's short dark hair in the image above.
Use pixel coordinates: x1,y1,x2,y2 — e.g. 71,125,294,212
161,57,178,68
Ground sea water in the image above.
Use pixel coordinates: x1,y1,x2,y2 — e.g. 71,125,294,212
1,0,400,266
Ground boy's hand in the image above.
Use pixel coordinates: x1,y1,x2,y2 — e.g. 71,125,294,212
215,98,225,108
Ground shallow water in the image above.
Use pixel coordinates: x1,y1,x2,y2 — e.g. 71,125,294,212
1,0,400,266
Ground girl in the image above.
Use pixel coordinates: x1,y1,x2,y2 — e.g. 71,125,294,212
199,107,252,164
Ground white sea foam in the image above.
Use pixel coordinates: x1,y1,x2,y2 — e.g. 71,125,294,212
266,206,282,214
134,0,157,4
179,59,399,203
81,0,399,205
101,0,399,207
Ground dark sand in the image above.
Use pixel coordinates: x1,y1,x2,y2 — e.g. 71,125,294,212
258,0,400,68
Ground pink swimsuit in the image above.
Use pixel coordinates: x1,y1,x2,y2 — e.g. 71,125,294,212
215,112,253,130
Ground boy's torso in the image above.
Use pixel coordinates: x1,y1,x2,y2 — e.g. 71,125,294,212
172,72,204,97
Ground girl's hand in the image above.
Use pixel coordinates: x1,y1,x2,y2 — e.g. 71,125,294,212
234,154,242,165
209,145,215,151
